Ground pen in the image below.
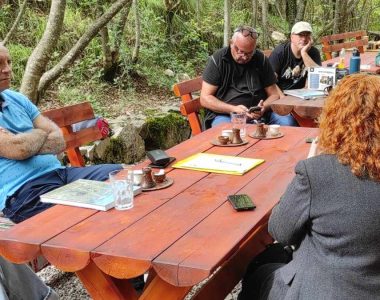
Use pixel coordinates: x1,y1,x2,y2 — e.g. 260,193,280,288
214,159,242,166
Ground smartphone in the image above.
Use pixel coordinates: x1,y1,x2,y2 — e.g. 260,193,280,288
248,106,262,113
228,194,256,211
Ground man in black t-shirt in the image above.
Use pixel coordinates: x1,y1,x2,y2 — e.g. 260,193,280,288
201,26,286,128
269,21,321,91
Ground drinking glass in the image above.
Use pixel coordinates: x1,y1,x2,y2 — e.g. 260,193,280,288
109,169,134,210
230,112,247,139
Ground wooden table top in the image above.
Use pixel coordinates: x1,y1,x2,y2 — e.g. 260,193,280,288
0,125,318,299
322,51,380,74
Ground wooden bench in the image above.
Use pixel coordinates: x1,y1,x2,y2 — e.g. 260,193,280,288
0,102,103,271
43,101,103,167
173,76,203,136
321,30,369,59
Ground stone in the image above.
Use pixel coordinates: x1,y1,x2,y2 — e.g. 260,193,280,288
271,31,287,43
140,112,190,150
164,69,175,77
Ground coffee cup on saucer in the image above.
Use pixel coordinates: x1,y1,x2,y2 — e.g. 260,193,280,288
268,125,280,136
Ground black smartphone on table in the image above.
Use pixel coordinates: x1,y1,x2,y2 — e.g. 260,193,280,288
228,194,256,211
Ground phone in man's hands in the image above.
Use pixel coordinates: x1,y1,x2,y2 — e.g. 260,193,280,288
248,106,262,113
228,194,256,211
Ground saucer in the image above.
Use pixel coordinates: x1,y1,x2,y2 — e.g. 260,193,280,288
248,132,284,140
211,139,249,147
142,177,174,191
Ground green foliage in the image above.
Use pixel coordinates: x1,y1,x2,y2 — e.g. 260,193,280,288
7,44,32,89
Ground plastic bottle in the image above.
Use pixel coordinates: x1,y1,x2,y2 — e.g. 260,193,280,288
349,48,361,74
338,48,346,69
376,50,380,67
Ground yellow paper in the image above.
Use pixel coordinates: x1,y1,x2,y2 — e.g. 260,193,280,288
172,153,264,175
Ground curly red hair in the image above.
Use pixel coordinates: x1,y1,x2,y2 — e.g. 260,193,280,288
318,74,380,181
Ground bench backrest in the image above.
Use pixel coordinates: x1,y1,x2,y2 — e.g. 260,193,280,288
42,102,102,167
321,30,368,59
173,76,203,136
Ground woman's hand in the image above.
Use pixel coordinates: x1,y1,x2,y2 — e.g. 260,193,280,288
307,136,320,158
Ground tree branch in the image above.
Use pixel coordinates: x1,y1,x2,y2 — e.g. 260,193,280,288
38,0,133,96
2,0,28,46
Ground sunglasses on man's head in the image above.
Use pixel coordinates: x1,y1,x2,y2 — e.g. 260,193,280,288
234,26,260,39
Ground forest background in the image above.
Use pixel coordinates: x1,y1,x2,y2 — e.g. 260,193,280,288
1,0,380,118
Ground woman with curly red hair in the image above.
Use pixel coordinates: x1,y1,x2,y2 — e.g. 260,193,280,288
239,74,380,299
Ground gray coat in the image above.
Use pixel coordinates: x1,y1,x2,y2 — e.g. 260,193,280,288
268,154,380,300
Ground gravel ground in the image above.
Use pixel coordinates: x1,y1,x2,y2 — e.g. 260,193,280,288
38,265,242,299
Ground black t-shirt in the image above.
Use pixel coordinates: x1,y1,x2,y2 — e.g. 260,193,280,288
269,42,321,90
202,47,276,109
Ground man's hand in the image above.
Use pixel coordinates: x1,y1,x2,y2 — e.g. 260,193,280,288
33,115,65,154
300,38,313,55
232,104,248,114
0,128,48,160
247,100,264,120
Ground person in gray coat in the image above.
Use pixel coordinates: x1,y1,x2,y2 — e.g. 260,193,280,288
239,73,380,299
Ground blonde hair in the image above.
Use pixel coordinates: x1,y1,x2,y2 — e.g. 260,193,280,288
318,74,380,181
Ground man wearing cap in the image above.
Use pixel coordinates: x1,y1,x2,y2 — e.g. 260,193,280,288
201,26,294,128
269,21,321,91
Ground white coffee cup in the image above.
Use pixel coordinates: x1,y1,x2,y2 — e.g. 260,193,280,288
268,124,280,136
221,129,233,140
133,170,143,186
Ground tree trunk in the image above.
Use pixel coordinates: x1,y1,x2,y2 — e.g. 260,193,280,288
2,0,27,46
20,0,66,103
99,5,113,74
132,0,141,63
196,0,201,28
333,0,342,34
37,0,133,99
261,0,268,49
286,0,297,31
223,0,230,46
114,6,131,54
252,0,258,28
295,0,307,22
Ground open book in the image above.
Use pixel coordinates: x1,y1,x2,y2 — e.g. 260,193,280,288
283,88,325,100
40,179,142,211
172,153,264,175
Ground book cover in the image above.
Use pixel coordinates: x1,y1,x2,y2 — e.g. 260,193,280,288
307,67,336,90
284,88,325,100
172,153,264,175
40,179,142,211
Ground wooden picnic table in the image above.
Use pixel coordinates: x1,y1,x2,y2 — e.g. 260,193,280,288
322,50,380,74
271,96,324,127
0,125,318,300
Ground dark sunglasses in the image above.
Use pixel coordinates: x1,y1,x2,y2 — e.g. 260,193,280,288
234,26,260,39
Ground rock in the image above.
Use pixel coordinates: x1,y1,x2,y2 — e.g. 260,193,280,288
140,112,190,150
271,31,287,43
176,73,191,82
93,120,146,164
164,69,175,77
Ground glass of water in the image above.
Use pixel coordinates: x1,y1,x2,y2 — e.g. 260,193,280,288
109,169,134,210
230,112,247,139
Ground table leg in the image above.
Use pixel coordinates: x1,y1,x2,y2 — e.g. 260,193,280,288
76,261,138,300
291,111,318,127
139,274,191,300
191,222,273,300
